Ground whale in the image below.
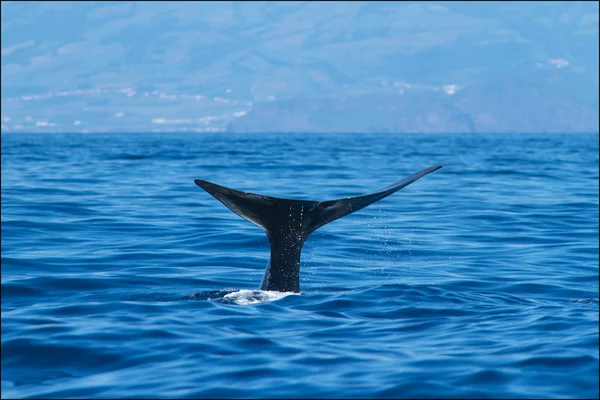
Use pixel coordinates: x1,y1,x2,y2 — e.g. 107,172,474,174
195,164,444,293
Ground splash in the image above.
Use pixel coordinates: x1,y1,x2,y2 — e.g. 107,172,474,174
222,289,300,305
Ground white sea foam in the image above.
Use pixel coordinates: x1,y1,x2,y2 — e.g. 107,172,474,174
222,289,299,305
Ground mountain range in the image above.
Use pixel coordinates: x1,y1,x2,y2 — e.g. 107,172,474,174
1,1,598,133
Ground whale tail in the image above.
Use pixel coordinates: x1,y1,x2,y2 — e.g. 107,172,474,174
194,164,444,292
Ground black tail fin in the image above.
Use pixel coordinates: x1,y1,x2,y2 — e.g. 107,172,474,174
193,179,319,235
194,164,443,292
303,164,444,233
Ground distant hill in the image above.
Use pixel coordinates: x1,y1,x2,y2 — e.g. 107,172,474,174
1,1,598,133
228,69,600,133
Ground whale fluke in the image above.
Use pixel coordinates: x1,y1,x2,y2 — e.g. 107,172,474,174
195,164,443,293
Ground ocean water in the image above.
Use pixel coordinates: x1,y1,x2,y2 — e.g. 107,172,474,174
1,132,598,399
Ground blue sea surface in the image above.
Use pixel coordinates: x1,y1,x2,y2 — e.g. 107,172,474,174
1,132,598,398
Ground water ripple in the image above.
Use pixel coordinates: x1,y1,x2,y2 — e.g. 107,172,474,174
1,133,598,398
